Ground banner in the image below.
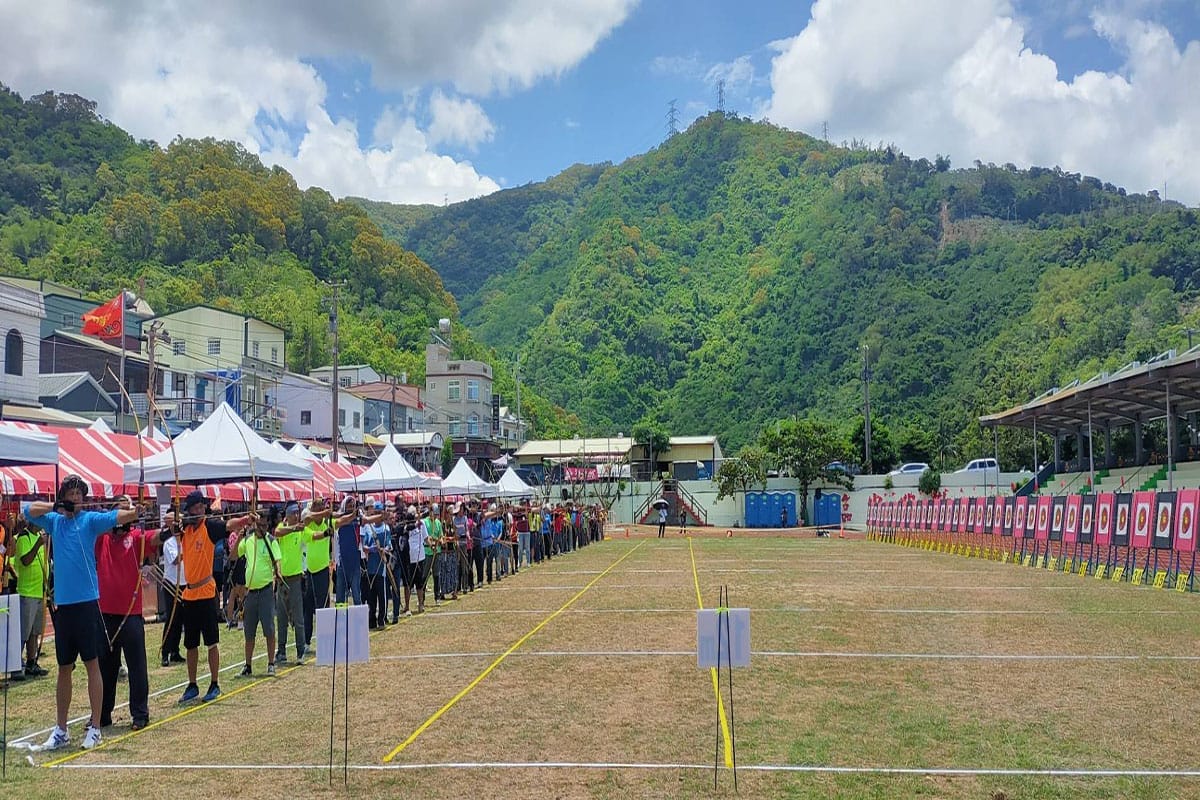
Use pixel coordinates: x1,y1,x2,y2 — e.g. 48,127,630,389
1049,495,1066,542
1153,491,1175,550
1035,495,1052,541
1024,495,1039,539
1175,489,1198,553
1131,490,1154,549
1095,492,1115,547
966,496,977,533
958,497,970,533
1000,496,1013,537
975,496,987,534
1113,492,1132,547
1078,495,1095,544
985,497,996,533
1064,494,1081,544
924,499,933,531
1013,496,1027,540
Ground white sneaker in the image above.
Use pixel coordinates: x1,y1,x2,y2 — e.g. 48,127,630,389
81,725,103,750
41,726,70,751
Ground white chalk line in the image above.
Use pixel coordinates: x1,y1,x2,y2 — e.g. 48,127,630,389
369,649,1200,662
45,761,1200,778
418,606,1187,618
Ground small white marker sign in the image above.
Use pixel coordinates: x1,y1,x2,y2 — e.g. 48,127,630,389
696,608,750,668
316,604,371,665
0,594,24,673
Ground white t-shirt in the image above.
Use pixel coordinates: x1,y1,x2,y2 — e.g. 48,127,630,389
162,535,181,585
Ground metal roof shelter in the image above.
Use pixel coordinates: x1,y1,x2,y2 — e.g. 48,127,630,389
979,346,1200,489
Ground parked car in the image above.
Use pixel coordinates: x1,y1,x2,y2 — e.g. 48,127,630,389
888,462,930,476
956,457,999,475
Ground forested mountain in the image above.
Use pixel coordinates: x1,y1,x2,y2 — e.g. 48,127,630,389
0,85,573,436
357,112,1200,462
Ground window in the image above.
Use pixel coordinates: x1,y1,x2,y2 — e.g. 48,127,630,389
270,347,278,364
174,372,187,393
339,377,351,388
466,380,479,401
428,381,436,390
173,339,186,356
447,380,461,402
408,417,414,432
300,410,312,426
4,329,22,375
252,341,260,358
62,313,73,327
353,411,361,429
448,416,461,437
338,409,346,426
467,414,479,437
207,337,221,356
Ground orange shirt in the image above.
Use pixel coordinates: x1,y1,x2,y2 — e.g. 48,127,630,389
180,518,227,600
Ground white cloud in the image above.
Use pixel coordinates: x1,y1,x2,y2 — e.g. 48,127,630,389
651,53,704,78
0,0,634,203
764,0,1200,204
705,56,757,92
427,90,496,151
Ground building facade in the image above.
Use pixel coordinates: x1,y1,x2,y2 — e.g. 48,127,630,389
276,371,365,446
0,280,45,408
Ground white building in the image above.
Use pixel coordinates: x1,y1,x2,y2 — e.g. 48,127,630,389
0,280,45,408
277,371,365,445
309,364,381,387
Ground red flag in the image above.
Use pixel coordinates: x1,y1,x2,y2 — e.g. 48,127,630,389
80,294,124,339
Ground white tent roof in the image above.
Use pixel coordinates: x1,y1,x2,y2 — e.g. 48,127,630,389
334,442,437,492
124,402,313,483
491,466,534,498
271,440,287,450
290,443,318,462
88,417,113,433
440,458,496,496
139,424,170,441
0,423,60,466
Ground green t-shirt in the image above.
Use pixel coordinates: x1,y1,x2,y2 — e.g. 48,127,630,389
274,526,304,577
238,534,282,590
302,520,332,573
14,531,47,598
423,518,441,557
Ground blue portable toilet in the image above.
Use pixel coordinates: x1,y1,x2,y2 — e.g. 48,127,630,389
744,492,761,527
814,492,840,527
767,493,783,528
783,493,797,527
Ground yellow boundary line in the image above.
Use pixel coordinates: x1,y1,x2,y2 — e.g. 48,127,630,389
382,540,646,763
689,536,734,769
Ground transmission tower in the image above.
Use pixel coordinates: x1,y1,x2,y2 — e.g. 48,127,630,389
717,80,726,113
666,99,679,137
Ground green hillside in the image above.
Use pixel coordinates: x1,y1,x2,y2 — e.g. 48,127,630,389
0,85,575,437
357,112,1200,461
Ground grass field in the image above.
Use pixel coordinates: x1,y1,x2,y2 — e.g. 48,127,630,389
3,528,1200,799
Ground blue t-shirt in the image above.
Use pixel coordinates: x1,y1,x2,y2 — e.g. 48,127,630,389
482,517,501,546
363,524,390,576
23,503,119,605
336,522,360,571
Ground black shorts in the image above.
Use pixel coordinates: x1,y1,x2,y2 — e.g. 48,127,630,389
229,558,247,587
51,601,106,666
181,597,220,649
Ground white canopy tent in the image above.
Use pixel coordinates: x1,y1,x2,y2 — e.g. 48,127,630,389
334,442,438,493
290,443,318,462
88,417,113,433
138,424,170,442
123,402,313,483
491,466,535,499
440,458,496,496
0,423,60,466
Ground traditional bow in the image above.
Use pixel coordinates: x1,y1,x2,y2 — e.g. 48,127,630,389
103,367,148,649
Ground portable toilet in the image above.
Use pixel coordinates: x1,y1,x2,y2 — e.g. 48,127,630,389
783,493,797,526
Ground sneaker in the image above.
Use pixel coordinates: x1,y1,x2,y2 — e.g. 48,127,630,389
267,663,277,677
160,655,170,668
81,725,103,750
238,665,252,677
276,653,288,665
25,661,48,677
179,683,199,704
296,647,307,661
40,726,70,751
8,670,25,682
131,719,148,732
201,683,221,703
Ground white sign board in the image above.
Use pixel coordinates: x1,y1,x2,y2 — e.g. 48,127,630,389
696,608,750,669
315,604,370,665
0,594,23,673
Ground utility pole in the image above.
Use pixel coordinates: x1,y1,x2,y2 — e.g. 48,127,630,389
666,100,679,137
716,80,725,113
327,281,347,461
390,373,397,438
514,356,522,448
145,320,169,428
862,344,873,474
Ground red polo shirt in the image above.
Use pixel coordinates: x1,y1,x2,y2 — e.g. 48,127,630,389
95,527,156,616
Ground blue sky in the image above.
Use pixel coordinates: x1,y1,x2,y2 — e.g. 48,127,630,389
2,0,1199,203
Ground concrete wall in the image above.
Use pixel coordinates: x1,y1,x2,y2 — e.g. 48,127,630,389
584,471,1032,529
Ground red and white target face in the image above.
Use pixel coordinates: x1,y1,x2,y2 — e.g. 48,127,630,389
1117,507,1128,532
1082,506,1092,529
1157,507,1170,535
1098,505,1109,532
1066,508,1076,529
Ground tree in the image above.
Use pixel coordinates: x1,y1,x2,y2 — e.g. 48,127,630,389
714,444,770,524
851,415,898,473
441,437,454,477
760,418,852,525
632,418,670,480
918,467,941,496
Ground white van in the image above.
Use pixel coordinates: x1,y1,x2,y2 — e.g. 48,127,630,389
956,458,999,475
